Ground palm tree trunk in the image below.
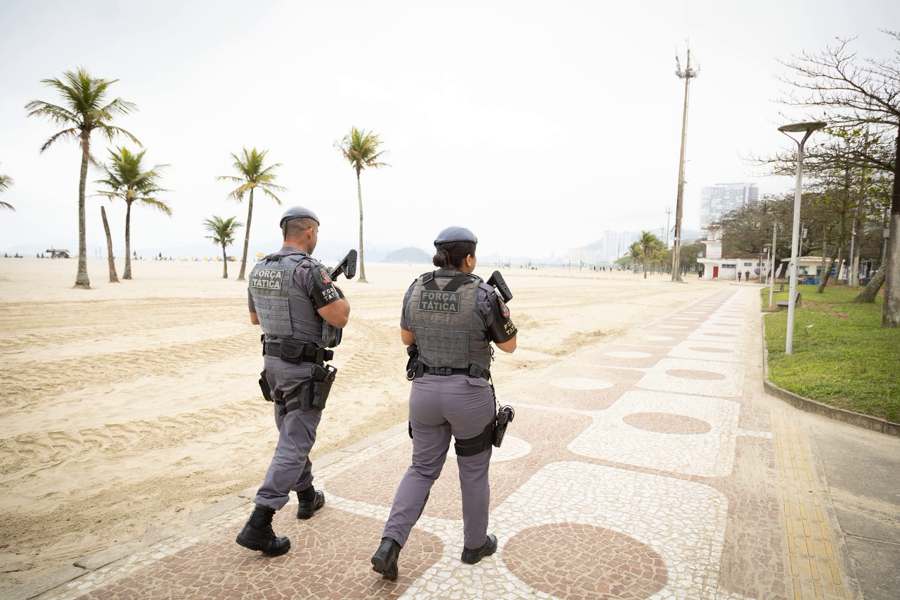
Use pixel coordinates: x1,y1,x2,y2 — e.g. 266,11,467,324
356,170,367,283
222,243,228,279
855,266,885,303
101,206,118,283
882,127,900,327
75,133,91,288
123,200,133,279
237,188,254,281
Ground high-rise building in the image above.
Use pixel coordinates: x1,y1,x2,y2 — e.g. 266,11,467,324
699,183,759,230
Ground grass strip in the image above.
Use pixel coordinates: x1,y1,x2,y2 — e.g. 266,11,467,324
761,284,900,422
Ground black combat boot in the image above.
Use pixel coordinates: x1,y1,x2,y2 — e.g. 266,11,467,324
235,505,291,556
461,533,497,565
371,537,401,581
296,487,326,520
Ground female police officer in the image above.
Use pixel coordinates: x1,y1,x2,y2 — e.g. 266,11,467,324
371,226,517,580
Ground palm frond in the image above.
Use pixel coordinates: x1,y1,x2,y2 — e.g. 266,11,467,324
0,201,14,211
139,197,173,216
38,128,80,153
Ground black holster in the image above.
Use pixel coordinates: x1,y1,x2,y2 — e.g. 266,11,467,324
259,370,273,402
493,405,515,447
280,364,338,412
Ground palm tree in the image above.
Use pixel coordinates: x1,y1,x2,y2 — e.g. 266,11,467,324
204,216,242,279
217,148,284,280
95,147,170,279
0,169,13,211
630,231,665,279
337,127,387,283
26,68,138,288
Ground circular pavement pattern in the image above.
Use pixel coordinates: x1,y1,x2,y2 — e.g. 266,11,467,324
504,523,668,600
623,411,713,434
666,368,726,380
553,377,615,391
490,435,531,462
604,350,652,359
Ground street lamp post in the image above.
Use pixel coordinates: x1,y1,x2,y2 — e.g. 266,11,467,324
768,223,778,310
779,121,826,355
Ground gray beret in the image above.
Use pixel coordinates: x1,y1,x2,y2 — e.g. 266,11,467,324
434,226,478,246
280,206,320,228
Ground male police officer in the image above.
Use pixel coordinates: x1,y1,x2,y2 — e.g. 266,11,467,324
236,206,350,556
371,226,517,580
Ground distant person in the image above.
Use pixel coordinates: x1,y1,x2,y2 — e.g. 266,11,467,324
745,270,750,282
371,226,518,580
235,206,351,557
737,271,742,283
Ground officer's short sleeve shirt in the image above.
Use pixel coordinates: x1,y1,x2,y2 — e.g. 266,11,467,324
400,281,416,330
298,259,342,309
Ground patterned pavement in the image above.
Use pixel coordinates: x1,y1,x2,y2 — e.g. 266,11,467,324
37,287,854,599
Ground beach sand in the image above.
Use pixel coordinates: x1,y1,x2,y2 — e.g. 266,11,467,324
0,257,717,589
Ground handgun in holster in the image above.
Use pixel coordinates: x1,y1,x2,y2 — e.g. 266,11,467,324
493,405,515,447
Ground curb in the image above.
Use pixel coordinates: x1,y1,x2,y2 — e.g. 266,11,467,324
760,313,900,438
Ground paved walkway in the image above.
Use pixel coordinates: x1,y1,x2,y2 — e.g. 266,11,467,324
37,287,858,599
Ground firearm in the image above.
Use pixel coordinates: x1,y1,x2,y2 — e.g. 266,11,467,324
487,270,513,303
330,249,358,281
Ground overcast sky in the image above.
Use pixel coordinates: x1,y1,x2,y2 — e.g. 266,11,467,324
1,0,897,259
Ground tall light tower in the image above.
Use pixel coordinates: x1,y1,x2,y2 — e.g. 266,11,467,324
671,47,699,282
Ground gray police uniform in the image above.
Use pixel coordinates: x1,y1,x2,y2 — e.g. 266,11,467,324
382,268,517,550
247,246,342,511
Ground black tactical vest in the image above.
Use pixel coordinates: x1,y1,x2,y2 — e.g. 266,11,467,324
405,270,492,371
248,250,341,348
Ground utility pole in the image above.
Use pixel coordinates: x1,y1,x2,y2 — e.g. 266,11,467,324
671,46,698,282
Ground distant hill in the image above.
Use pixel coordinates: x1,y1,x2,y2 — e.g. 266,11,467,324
384,247,431,264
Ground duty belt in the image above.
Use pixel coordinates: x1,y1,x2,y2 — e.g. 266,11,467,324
262,336,333,364
422,364,491,380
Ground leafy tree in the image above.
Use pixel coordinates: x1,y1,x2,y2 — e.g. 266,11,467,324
337,127,387,283
95,147,170,279
0,169,13,210
204,216,242,279
26,68,138,288
217,148,284,280
779,32,900,325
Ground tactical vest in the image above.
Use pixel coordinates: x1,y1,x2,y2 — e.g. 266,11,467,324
405,270,491,372
248,250,341,348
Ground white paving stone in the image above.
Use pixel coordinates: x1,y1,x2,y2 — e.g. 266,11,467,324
568,390,742,477
552,377,614,391
636,357,744,397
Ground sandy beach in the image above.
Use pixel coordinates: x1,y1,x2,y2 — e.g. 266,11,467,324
0,258,718,589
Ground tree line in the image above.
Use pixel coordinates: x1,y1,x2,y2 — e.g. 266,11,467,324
768,31,900,327
5,68,386,287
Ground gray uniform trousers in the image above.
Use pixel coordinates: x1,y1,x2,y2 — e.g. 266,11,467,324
254,359,322,511
382,374,496,549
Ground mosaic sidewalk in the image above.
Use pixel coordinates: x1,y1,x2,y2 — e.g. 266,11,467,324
38,287,855,600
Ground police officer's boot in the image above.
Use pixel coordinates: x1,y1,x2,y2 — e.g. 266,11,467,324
461,533,497,565
235,505,291,556
296,487,326,520
371,537,401,581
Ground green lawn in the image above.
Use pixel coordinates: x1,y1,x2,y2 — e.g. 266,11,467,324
761,284,900,422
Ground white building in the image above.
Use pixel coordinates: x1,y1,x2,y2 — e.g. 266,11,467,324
700,183,759,231
696,227,764,281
